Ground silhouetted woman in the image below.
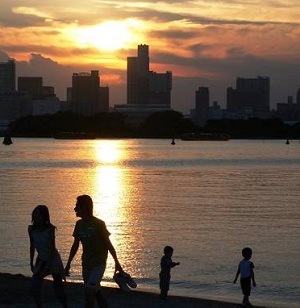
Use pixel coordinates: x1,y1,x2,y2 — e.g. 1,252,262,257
28,205,67,307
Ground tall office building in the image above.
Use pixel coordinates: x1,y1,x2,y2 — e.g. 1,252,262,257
296,88,300,106
127,45,172,106
194,87,210,127
196,87,209,110
149,71,172,106
227,76,270,114
71,70,109,116
127,44,149,104
0,59,16,92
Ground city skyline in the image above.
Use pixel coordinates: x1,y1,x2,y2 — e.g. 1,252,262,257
1,1,300,113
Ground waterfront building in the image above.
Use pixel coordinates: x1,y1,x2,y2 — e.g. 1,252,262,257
276,95,300,121
296,88,300,106
0,59,16,92
149,71,172,106
227,76,270,117
116,44,172,124
18,77,56,99
70,70,109,116
127,44,172,106
32,97,60,116
0,91,32,130
195,86,210,127
18,76,61,116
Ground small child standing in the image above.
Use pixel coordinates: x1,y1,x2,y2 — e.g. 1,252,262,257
233,247,256,307
28,205,67,307
159,245,180,299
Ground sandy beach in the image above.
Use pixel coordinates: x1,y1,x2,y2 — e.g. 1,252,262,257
0,273,268,308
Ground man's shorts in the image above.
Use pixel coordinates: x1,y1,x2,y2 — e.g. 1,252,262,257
83,264,106,290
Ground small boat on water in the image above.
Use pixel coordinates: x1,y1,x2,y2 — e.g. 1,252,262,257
54,132,96,139
180,132,230,141
3,135,13,145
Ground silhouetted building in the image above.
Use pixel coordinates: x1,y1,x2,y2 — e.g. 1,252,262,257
0,91,32,129
70,70,109,116
127,44,149,104
149,71,172,106
227,76,270,117
296,88,300,106
18,77,55,99
208,101,227,120
18,77,60,115
127,44,172,106
0,59,16,92
276,95,300,121
115,44,172,125
196,86,209,126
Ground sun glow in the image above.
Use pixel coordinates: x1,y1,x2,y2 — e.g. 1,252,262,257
72,20,142,51
95,141,122,163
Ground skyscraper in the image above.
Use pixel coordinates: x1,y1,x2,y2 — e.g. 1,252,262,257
195,87,210,127
127,44,149,105
296,88,300,106
127,45,172,106
0,59,16,92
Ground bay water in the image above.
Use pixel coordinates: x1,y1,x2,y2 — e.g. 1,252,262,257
0,138,299,307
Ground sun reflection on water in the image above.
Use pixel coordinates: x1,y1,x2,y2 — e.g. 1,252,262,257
91,140,133,276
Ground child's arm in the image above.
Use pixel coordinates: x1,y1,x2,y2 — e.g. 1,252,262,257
233,265,240,283
250,262,256,287
172,262,180,267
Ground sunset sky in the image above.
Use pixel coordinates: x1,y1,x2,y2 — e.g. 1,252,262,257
1,0,300,113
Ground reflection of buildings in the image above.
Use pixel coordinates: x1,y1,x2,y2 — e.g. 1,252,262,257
115,44,172,125
68,70,109,116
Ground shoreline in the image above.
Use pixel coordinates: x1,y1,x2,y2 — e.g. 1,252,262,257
0,273,268,307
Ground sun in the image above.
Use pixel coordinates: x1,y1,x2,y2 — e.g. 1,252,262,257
73,20,140,51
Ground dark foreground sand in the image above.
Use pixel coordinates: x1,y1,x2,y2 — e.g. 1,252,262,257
0,273,267,307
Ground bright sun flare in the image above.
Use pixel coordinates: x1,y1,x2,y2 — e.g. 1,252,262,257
73,20,139,51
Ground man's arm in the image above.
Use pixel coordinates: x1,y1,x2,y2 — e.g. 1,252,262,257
107,238,123,272
65,237,80,276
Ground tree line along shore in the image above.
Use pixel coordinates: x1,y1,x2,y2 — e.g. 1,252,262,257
2,110,300,140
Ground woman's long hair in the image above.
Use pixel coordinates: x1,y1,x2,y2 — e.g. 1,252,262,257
31,205,56,230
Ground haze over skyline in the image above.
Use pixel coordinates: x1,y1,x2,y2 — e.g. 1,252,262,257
1,1,300,113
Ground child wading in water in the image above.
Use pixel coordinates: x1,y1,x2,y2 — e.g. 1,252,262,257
28,205,67,307
233,247,256,307
159,245,180,299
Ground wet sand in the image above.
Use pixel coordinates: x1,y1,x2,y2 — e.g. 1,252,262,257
0,273,267,307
